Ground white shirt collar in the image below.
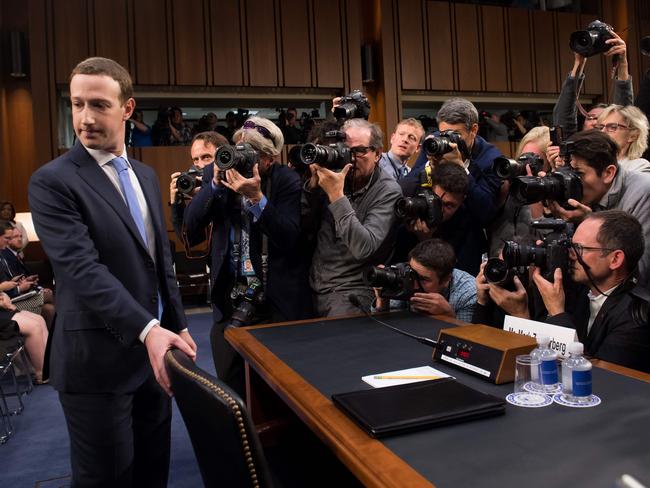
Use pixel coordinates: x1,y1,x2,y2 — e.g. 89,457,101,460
83,144,129,168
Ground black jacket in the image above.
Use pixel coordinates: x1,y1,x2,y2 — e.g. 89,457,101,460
545,278,650,373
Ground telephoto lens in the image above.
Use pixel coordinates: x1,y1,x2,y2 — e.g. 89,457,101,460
513,167,583,209
483,258,515,286
299,143,352,170
423,136,453,158
394,190,443,228
492,152,543,180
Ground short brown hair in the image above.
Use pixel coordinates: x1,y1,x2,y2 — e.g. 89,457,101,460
409,238,456,281
192,131,229,148
70,57,133,104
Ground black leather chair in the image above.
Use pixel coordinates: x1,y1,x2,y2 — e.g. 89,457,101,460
165,349,274,488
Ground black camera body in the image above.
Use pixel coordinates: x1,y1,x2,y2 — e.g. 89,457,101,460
299,131,352,171
501,218,572,282
176,167,203,197
423,130,470,160
228,278,266,328
333,90,371,120
569,20,614,58
215,143,259,178
492,152,544,180
395,188,443,229
364,262,418,301
512,166,583,210
484,257,519,289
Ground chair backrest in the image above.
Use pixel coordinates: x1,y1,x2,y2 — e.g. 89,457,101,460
165,349,273,488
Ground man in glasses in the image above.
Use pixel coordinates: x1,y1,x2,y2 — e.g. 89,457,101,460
184,116,312,396
532,210,650,373
546,130,650,287
302,118,402,317
375,239,477,322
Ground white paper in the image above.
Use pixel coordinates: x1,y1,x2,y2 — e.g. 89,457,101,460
362,365,452,388
503,315,578,358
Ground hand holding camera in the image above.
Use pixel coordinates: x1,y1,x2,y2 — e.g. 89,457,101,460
315,163,352,203
486,274,529,318
546,198,592,223
220,164,264,204
531,266,566,316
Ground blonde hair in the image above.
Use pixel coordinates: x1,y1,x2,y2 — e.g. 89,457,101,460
516,126,550,157
597,104,649,160
233,116,284,157
395,118,425,138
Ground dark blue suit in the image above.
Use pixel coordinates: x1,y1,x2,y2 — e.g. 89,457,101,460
28,141,186,486
183,161,311,392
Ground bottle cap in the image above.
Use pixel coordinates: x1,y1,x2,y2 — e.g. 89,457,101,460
568,342,584,355
536,335,550,346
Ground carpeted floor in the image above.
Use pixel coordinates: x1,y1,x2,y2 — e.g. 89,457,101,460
0,310,215,487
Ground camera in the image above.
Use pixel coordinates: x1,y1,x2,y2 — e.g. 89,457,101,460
512,166,583,210
176,167,203,196
569,20,614,58
395,188,443,228
228,278,266,328
500,218,572,282
549,126,564,147
215,143,259,178
333,90,371,120
422,130,470,160
299,130,352,170
364,262,418,301
484,257,518,288
492,152,544,180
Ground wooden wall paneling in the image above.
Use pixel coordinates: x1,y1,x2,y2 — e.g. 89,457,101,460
397,0,426,90
312,0,344,88
52,0,90,84
580,14,604,96
453,3,481,92
426,1,454,90
481,5,509,92
642,18,650,80
132,0,170,84
380,0,401,138
555,13,578,90
531,10,558,93
92,0,129,69
344,0,362,92
279,0,312,87
245,0,279,86
209,0,245,86
507,8,533,93
28,0,56,166
171,0,207,85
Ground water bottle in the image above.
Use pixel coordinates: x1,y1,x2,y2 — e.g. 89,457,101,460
530,335,559,392
561,342,593,403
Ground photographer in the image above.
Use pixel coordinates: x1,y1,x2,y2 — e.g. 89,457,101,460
378,118,424,181
534,211,650,373
374,239,477,322
406,98,503,227
302,118,402,316
553,27,632,136
398,162,486,276
545,130,650,286
169,131,228,240
595,105,650,173
183,117,312,395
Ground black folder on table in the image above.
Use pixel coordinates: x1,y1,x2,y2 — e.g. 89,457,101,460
332,378,505,438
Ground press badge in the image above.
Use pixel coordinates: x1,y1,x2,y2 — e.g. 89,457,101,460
241,255,256,276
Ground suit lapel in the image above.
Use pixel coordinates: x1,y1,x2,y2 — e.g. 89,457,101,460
71,143,150,254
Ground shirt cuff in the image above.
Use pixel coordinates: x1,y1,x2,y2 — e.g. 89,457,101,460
139,319,159,343
247,195,267,221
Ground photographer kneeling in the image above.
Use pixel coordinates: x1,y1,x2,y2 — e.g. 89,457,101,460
372,239,477,322
183,117,312,396
534,211,650,373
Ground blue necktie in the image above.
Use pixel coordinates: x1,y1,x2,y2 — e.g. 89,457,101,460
110,157,163,320
110,157,148,247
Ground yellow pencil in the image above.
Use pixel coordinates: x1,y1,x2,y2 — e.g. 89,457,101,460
373,375,442,380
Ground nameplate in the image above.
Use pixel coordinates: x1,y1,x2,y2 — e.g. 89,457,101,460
503,316,578,358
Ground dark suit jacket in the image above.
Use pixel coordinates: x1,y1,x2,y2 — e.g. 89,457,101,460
183,162,312,322
28,142,187,393
1,248,30,277
545,279,650,373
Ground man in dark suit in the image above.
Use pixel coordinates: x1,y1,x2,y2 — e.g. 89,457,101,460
183,116,312,396
28,57,196,487
533,210,650,373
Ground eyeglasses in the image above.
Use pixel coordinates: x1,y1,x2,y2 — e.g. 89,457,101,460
350,146,375,155
242,120,274,142
570,243,615,258
595,123,630,133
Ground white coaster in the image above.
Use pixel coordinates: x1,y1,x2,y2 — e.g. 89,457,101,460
553,393,601,408
506,392,553,408
524,381,562,394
